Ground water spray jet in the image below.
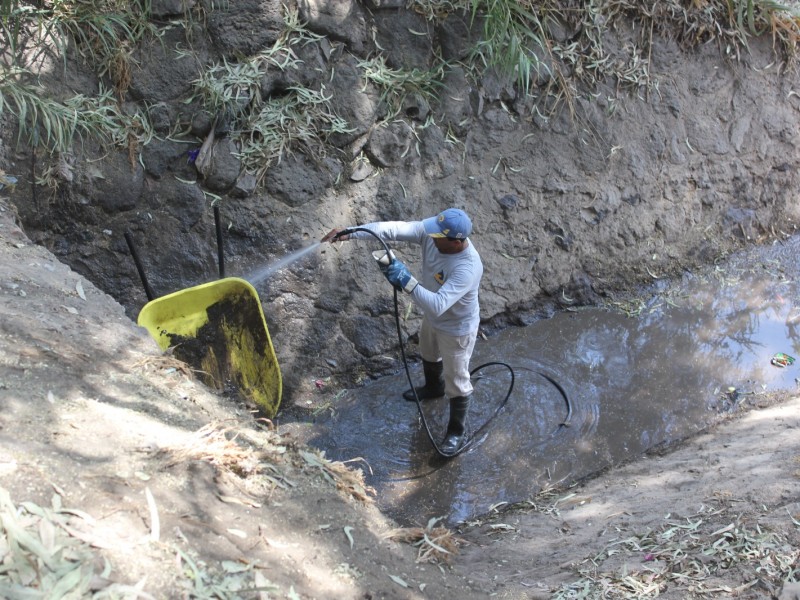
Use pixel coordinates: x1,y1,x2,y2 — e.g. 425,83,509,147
246,241,322,286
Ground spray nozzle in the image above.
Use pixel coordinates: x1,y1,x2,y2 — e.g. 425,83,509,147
333,228,356,241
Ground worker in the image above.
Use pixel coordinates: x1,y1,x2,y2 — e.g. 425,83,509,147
322,208,483,454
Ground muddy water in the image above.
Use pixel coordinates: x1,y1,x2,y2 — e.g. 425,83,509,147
285,237,800,526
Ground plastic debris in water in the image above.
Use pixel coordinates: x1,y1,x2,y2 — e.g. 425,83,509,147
770,352,795,367
186,148,200,164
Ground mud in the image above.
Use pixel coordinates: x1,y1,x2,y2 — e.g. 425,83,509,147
156,288,282,418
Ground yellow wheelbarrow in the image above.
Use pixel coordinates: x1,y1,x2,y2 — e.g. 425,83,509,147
126,209,282,417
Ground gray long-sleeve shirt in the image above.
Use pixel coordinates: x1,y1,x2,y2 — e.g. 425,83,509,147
351,221,483,336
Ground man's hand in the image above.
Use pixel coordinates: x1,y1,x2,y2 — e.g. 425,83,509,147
385,259,418,293
321,228,352,243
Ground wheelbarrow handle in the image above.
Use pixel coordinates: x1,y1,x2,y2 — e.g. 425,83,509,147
214,205,225,279
124,230,156,301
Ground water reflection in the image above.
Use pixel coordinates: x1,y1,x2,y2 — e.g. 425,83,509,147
283,237,800,526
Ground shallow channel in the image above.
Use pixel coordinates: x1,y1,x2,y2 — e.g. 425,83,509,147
283,236,800,527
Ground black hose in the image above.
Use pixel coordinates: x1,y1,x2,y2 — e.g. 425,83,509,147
515,367,572,430
344,227,516,458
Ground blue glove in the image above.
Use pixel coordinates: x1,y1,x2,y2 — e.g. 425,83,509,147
385,259,418,293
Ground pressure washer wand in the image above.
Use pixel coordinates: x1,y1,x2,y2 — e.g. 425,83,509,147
331,228,356,242
333,227,396,271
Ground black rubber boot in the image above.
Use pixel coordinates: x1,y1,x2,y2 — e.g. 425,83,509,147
403,360,445,402
440,395,470,455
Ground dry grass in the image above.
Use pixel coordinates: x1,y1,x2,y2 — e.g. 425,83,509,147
160,421,288,476
411,0,800,126
386,517,463,563
132,353,198,379
299,450,376,503
553,500,800,598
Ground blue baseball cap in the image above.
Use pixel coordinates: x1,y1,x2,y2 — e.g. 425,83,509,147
423,208,472,239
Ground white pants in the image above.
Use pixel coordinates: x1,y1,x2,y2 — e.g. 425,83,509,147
418,318,477,398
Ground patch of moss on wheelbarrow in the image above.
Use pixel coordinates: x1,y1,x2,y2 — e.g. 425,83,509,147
168,292,280,414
